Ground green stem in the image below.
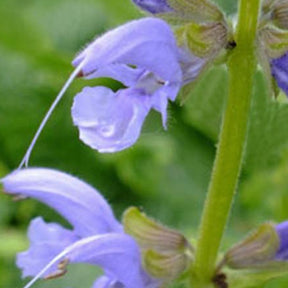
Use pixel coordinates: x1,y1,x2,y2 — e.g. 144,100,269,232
191,0,261,286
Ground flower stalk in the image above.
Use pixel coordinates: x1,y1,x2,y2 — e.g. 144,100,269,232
191,0,261,286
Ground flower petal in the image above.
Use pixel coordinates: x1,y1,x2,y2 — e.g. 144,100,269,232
72,86,152,152
1,168,122,237
92,276,119,288
62,234,146,288
132,0,173,14
271,52,288,96
72,18,182,84
275,221,288,260
178,48,207,85
17,217,78,278
84,64,145,88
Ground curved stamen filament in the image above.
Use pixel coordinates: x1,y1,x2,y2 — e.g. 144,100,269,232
18,63,84,169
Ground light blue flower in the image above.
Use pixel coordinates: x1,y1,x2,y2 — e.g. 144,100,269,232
71,17,183,152
19,17,206,167
271,52,288,96
1,168,160,288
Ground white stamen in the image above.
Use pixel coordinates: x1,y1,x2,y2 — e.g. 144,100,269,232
22,250,69,288
18,63,84,169
22,235,102,288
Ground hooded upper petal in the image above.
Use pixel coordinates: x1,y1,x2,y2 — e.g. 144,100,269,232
84,64,145,87
72,18,182,84
271,52,288,96
17,217,78,278
1,168,122,237
131,0,173,14
72,86,152,152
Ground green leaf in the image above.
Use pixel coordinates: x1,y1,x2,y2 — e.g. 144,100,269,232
183,66,288,173
227,265,288,288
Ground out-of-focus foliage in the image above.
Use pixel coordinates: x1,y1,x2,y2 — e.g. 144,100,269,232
1,0,288,287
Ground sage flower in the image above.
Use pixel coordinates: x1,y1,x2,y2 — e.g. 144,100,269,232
19,17,210,167
71,17,183,153
1,168,159,288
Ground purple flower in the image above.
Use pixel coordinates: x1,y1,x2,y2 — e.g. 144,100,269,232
275,221,288,260
71,17,183,153
1,168,159,288
271,52,288,96
19,17,207,166
131,0,173,14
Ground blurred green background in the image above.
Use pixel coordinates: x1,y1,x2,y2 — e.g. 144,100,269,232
2,0,288,287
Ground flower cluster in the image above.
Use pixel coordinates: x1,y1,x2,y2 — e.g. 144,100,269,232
6,0,288,288
1,168,192,288
5,0,232,287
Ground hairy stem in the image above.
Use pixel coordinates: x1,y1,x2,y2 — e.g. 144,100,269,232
191,0,261,286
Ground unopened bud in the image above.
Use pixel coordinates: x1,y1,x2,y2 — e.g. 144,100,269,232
123,207,191,252
260,26,288,58
271,0,288,29
143,249,190,279
223,223,279,269
168,0,224,22
132,0,224,23
123,207,193,280
175,22,228,58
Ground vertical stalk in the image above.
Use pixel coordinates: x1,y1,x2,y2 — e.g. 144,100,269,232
191,0,261,286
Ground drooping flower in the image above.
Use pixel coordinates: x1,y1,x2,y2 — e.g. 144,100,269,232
1,168,159,288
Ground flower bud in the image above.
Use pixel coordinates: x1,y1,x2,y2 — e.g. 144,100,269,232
223,223,279,269
123,207,193,280
168,0,224,22
175,21,228,58
271,0,288,30
143,249,189,280
260,26,288,58
132,0,224,23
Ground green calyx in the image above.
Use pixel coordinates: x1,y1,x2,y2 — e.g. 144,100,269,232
214,223,288,288
143,249,190,280
123,207,190,252
260,0,288,30
175,21,229,58
167,0,224,23
123,207,193,281
260,25,288,58
271,0,288,30
223,223,280,270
